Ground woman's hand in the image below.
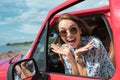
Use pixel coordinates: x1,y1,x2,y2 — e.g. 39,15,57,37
50,44,72,57
74,41,93,57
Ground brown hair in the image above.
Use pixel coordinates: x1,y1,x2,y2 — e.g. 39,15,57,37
55,13,91,35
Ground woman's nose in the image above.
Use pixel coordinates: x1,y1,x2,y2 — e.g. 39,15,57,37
66,30,72,37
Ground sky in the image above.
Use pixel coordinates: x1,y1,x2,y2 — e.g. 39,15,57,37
0,0,109,45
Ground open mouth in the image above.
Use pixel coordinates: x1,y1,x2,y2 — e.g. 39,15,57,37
67,38,76,45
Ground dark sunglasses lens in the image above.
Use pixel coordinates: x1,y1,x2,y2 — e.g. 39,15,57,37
59,30,67,37
70,27,77,34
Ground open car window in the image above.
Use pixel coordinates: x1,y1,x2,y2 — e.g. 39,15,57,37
47,0,115,79
48,14,115,79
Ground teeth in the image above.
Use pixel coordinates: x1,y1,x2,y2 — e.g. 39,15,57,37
68,38,75,42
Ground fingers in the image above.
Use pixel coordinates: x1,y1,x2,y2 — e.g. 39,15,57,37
50,44,65,54
51,44,59,50
50,44,71,55
75,41,94,54
50,44,60,53
85,41,93,49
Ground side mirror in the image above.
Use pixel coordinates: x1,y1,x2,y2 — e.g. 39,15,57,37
7,59,39,80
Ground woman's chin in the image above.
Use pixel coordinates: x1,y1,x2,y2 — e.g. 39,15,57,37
68,43,76,48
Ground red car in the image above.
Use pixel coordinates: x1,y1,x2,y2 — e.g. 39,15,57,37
1,0,120,80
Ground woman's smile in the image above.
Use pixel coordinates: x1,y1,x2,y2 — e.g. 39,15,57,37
67,37,76,46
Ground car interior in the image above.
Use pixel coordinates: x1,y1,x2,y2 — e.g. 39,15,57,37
48,14,115,74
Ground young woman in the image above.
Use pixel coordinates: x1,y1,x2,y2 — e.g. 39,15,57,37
50,13,115,78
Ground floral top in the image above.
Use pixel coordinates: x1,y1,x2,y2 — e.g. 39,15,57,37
62,36,115,78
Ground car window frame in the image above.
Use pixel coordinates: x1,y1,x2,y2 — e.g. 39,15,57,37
31,22,49,72
47,13,114,79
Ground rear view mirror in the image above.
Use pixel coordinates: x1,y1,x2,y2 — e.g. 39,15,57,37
7,59,38,80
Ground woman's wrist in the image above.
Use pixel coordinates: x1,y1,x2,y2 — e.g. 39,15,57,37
75,55,85,65
74,52,82,59
76,57,83,64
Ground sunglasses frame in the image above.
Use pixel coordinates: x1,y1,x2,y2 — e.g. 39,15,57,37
59,26,79,37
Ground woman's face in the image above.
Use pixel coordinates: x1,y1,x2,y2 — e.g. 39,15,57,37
58,19,82,48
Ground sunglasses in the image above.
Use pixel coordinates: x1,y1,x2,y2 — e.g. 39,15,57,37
59,26,78,37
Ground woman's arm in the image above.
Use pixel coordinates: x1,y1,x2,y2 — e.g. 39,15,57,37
65,51,79,75
74,41,94,76
75,55,87,76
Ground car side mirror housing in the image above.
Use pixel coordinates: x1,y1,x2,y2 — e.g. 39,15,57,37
7,59,40,80
9,54,23,64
